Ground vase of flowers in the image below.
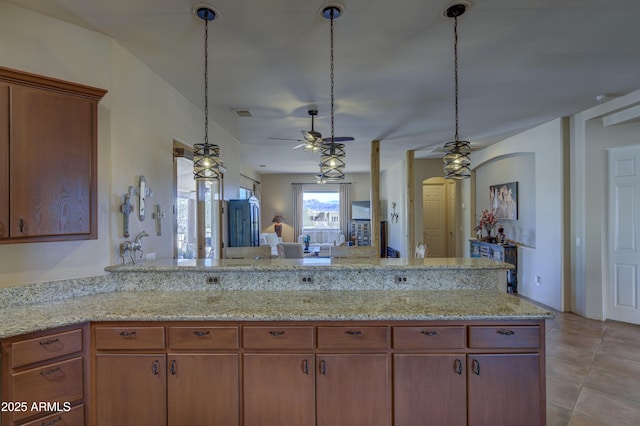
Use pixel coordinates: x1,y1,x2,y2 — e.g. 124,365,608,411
475,209,500,242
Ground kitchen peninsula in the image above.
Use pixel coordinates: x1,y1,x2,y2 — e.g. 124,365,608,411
1,257,552,426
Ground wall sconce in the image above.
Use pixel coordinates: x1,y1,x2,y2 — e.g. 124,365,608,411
390,202,399,223
128,175,152,221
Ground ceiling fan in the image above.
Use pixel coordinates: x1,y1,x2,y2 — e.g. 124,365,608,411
269,109,354,151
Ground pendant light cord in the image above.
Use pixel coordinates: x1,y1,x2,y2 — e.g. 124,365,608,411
330,8,335,146
453,13,459,143
204,10,210,145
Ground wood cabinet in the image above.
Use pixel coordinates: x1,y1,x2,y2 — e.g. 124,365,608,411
92,324,240,426
0,323,88,425
88,319,545,426
228,196,260,247
0,66,106,243
393,323,544,426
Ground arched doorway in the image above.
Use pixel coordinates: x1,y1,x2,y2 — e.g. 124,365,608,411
422,177,457,257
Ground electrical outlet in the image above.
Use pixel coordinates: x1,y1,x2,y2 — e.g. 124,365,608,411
394,275,408,283
206,276,221,285
301,276,314,284
535,275,541,286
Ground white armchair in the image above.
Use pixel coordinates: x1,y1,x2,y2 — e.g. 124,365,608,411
259,232,283,257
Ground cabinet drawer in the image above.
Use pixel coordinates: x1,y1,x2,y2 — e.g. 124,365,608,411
393,326,465,350
243,326,314,350
468,326,540,349
317,326,389,350
94,326,165,350
21,404,85,426
168,326,238,350
12,329,83,368
12,357,84,421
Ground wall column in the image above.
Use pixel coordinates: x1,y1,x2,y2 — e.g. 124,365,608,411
370,140,381,257
406,150,415,257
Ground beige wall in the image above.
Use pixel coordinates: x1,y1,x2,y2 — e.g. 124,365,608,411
259,173,371,242
0,4,243,288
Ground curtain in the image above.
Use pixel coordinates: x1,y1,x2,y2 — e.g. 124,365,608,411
292,183,304,240
339,183,352,239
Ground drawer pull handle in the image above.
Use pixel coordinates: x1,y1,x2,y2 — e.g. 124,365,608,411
119,331,137,337
472,359,481,376
43,416,62,426
152,360,160,375
194,331,211,337
319,359,327,375
345,330,362,336
19,218,25,233
269,331,285,336
170,359,177,375
497,330,515,336
302,359,309,375
453,358,463,375
39,338,60,346
40,367,61,376
421,330,438,336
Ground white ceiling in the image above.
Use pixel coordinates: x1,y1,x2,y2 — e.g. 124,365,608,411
8,0,640,174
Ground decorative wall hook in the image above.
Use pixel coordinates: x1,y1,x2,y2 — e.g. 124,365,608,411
151,204,166,236
128,175,153,221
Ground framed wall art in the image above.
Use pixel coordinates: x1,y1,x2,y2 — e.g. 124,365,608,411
490,182,518,220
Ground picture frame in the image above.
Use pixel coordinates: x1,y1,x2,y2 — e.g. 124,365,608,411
490,182,518,220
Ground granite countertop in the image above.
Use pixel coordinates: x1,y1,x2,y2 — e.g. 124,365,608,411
0,289,552,339
104,257,515,273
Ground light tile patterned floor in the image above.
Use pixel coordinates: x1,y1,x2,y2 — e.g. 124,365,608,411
545,311,640,425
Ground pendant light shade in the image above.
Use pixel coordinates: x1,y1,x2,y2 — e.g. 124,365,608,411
443,3,471,180
318,5,346,183
194,6,225,181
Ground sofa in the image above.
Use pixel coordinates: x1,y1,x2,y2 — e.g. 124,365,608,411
298,230,345,250
259,232,282,257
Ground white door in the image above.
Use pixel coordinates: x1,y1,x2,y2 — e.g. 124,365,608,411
423,180,447,257
607,146,640,324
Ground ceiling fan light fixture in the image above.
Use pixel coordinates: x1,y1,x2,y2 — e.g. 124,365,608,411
193,6,224,181
442,2,471,180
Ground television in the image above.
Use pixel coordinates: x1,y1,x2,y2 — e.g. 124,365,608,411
351,201,370,220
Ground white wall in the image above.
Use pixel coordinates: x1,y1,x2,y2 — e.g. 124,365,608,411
259,173,371,242
0,4,243,288
381,160,407,257
571,90,640,319
468,118,569,311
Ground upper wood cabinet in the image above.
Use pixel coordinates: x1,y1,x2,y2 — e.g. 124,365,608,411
0,66,106,243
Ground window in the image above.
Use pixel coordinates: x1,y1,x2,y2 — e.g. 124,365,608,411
303,191,340,231
174,141,223,259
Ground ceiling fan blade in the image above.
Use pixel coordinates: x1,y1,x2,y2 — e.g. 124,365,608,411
322,136,354,142
269,137,304,142
293,143,306,149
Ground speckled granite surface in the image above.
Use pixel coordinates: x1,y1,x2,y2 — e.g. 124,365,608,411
0,289,552,338
0,257,546,340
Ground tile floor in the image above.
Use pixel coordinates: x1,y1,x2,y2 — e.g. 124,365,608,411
544,310,640,425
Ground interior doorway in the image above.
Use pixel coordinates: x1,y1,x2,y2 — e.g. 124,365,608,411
422,177,457,257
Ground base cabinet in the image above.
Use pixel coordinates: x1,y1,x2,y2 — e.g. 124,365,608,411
88,320,545,426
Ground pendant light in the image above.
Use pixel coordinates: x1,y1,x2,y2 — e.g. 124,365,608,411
443,3,471,180
194,6,225,181
318,5,346,183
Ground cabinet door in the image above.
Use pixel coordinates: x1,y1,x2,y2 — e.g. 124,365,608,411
10,85,95,237
0,83,8,239
243,353,315,426
393,354,466,426
95,354,166,426
167,354,239,426
316,354,389,426
467,353,541,426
